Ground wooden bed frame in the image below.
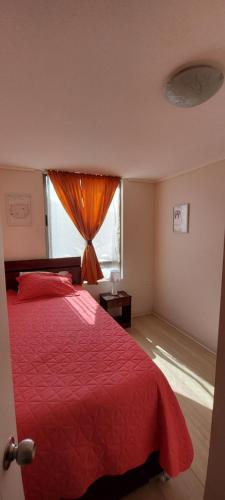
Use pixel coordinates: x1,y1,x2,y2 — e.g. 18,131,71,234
4,256,81,289
4,257,163,499
75,451,162,500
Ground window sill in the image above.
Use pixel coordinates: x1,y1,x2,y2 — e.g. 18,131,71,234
83,276,123,286
83,278,110,285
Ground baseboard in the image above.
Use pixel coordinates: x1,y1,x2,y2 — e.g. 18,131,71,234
132,310,152,319
151,311,216,356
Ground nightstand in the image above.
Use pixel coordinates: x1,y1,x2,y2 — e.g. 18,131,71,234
99,291,132,328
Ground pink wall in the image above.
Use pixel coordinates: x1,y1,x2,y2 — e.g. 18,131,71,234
0,169,46,260
153,161,225,352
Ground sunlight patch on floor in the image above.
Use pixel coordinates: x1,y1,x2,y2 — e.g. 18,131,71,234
148,343,214,410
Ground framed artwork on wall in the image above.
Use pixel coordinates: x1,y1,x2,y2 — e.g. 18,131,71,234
173,203,189,233
6,193,32,226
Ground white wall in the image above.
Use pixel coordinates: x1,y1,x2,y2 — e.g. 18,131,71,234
0,169,46,260
153,161,225,352
0,170,154,316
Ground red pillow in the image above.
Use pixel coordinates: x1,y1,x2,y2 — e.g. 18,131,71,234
16,272,75,301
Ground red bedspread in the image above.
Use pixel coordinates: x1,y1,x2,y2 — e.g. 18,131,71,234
7,287,193,500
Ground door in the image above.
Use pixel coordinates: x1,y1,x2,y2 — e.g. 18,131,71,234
0,221,24,500
204,235,225,499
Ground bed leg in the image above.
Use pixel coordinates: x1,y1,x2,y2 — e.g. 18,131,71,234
148,471,171,487
159,471,171,482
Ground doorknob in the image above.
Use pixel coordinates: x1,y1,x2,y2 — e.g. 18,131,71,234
3,436,36,470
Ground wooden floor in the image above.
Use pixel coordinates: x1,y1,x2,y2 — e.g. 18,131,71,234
123,314,216,500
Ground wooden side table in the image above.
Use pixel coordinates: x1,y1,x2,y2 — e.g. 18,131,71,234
99,291,132,328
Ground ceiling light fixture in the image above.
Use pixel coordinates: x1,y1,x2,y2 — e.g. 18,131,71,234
165,65,224,107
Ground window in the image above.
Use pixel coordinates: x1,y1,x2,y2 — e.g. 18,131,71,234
46,177,121,280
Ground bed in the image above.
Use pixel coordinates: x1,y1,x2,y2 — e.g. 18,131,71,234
5,257,194,500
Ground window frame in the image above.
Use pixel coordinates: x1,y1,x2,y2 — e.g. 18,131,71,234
43,175,122,279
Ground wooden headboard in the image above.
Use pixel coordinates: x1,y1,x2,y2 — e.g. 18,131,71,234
4,257,81,290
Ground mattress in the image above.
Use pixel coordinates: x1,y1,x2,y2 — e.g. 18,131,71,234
7,287,193,500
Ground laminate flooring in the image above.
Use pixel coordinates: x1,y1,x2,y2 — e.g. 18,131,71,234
123,315,216,500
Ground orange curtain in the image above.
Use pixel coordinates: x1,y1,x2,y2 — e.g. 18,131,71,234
48,171,120,284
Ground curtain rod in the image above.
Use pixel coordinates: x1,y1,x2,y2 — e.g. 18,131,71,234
47,170,120,179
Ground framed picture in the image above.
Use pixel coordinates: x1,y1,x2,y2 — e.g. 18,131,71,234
6,193,32,226
173,203,189,233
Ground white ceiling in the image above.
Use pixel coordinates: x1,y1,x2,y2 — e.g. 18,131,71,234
1,0,225,180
